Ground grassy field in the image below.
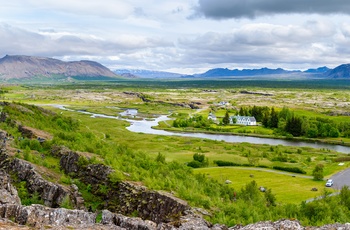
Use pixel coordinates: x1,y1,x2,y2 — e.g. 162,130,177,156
194,167,333,204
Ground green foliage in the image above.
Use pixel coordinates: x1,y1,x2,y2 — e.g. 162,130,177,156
188,153,209,168
334,156,350,162
4,100,350,227
264,188,276,207
214,160,242,167
272,166,306,174
155,152,166,163
312,164,324,181
173,114,213,128
222,111,230,125
60,195,74,209
339,186,350,208
285,115,303,137
16,181,44,206
240,180,261,203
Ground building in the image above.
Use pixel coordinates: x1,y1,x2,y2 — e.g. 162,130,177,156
230,115,256,126
207,112,217,122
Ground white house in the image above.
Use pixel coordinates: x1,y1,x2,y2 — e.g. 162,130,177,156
207,112,217,122
230,115,256,126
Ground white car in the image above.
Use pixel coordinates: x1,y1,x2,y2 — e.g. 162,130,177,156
325,179,333,187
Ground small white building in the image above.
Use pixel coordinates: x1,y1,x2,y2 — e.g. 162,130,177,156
207,112,217,122
230,115,256,126
217,101,229,106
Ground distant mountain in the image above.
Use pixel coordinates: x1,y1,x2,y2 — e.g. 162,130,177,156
0,55,118,81
326,64,350,78
192,67,300,78
114,69,183,78
304,66,330,73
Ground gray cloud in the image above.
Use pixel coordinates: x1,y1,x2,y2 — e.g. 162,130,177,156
175,21,346,70
195,0,350,19
0,24,172,58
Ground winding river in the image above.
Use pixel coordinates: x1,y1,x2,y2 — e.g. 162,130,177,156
52,105,350,154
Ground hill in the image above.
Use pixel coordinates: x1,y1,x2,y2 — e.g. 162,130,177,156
0,55,118,81
327,64,350,78
194,67,295,77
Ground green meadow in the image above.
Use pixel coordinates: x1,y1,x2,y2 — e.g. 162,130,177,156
1,80,350,226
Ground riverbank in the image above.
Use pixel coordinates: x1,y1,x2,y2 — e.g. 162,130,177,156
154,122,350,148
47,104,350,154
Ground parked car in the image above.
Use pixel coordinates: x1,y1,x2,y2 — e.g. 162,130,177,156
325,179,333,187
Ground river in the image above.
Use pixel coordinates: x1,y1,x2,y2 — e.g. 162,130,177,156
52,105,350,154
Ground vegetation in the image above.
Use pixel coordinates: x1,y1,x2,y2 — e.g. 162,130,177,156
1,81,350,227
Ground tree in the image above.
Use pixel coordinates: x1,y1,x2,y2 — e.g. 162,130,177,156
312,164,324,181
264,188,276,207
269,107,279,128
223,111,230,125
285,115,303,137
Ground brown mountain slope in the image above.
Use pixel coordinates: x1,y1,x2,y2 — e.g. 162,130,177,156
0,55,117,80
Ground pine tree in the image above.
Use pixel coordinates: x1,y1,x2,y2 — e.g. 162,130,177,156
223,111,230,125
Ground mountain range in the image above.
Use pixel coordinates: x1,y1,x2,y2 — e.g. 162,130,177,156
115,65,350,79
0,55,350,81
114,69,183,78
0,55,117,81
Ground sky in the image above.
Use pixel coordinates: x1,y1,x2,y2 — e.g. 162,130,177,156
1,0,350,74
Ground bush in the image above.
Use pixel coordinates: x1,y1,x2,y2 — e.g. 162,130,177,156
272,166,306,174
187,153,209,168
187,160,202,168
214,160,242,167
334,156,350,162
312,164,324,181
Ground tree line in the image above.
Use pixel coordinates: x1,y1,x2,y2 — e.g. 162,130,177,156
239,106,348,138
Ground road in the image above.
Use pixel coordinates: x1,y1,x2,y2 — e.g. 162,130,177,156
330,167,350,190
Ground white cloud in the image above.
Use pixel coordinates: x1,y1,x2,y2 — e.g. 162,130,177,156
1,1,350,73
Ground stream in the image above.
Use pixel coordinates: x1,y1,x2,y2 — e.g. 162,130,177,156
52,105,350,154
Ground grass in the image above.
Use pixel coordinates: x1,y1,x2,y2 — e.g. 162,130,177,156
2,84,350,206
194,167,333,204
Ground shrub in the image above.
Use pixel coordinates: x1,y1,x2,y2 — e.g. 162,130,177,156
272,166,306,174
312,164,324,181
214,160,242,167
155,152,166,163
334,156,350,162
60,195,74,209
187,160,202,168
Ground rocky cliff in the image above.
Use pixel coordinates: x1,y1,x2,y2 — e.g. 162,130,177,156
57,146,190,223
0,55,118,80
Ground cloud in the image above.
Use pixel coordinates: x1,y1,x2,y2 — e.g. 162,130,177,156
175,21,347,69
25,0,134,19
194,0,350,19
0,24,172,58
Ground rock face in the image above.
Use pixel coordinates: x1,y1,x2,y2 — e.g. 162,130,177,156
58,147,190,223
0,145,82,209
0,204,97,228
0,55,117,80
0,170,21,205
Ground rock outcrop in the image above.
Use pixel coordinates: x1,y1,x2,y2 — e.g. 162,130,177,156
0,170,21,205
0,143,83,209
58,147,190,223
